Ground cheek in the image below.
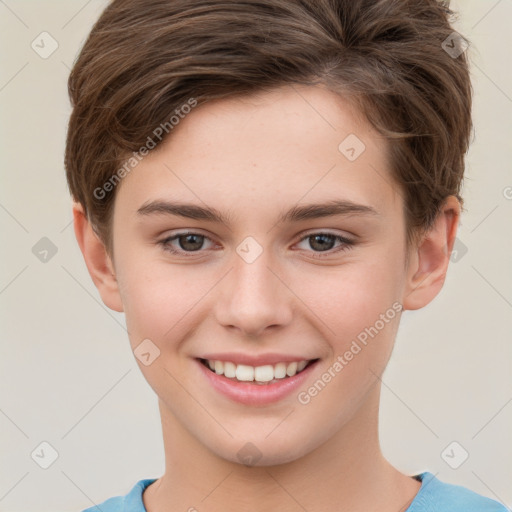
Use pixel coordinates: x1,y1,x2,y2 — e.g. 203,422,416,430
292,259,404,427
294,256,403,343
118,259,215,348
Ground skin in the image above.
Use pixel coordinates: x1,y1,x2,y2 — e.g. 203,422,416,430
74,84,460,512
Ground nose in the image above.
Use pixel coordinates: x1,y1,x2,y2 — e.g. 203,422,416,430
214,248,293,338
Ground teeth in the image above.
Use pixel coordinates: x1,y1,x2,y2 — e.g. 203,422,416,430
274,362,287,379
224,361,236,378
235,364,254,382
254,365,274,382
297,360,308,372
203,359,312,383
286,362,298,376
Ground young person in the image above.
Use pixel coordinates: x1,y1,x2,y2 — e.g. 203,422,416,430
65,1,507,510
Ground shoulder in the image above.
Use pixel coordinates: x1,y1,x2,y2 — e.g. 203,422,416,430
81,478,157,512
408,472,508,512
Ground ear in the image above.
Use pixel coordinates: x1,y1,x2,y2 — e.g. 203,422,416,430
402,196,461,311
72,202,124,312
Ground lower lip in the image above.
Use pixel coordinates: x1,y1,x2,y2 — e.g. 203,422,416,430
196,359,319,406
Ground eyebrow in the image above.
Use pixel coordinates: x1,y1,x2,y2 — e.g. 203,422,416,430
136,199,379,225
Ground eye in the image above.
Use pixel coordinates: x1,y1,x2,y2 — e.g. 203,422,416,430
158,230,355,258
158,231,216,255
295,232,355,257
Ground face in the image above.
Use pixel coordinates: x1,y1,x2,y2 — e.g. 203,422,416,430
108,85,411,465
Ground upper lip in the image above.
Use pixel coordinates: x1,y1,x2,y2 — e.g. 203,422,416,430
198,353,317,366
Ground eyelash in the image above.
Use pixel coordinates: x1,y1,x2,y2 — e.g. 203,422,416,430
157,231,355,259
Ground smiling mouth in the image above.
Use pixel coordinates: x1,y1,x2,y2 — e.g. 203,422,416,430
198,358,319,385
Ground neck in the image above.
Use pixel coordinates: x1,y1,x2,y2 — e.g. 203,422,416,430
143,384,421,512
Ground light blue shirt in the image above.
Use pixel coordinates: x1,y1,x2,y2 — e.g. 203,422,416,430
81,471,508,511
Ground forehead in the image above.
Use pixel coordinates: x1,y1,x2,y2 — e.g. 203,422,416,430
114,84,401,223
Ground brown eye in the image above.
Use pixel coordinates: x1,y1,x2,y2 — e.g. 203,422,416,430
175,233,205,251
307,234,337,252
295,232,355,258
159,231,215,255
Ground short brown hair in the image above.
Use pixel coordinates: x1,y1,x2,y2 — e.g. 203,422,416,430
64,0,473,255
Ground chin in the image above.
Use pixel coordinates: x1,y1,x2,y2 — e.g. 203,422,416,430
211,435,314,467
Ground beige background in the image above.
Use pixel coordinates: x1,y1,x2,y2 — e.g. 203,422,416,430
1,1,511,510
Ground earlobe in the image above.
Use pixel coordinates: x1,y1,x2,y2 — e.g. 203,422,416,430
402,196,461,311
72,203,124,313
